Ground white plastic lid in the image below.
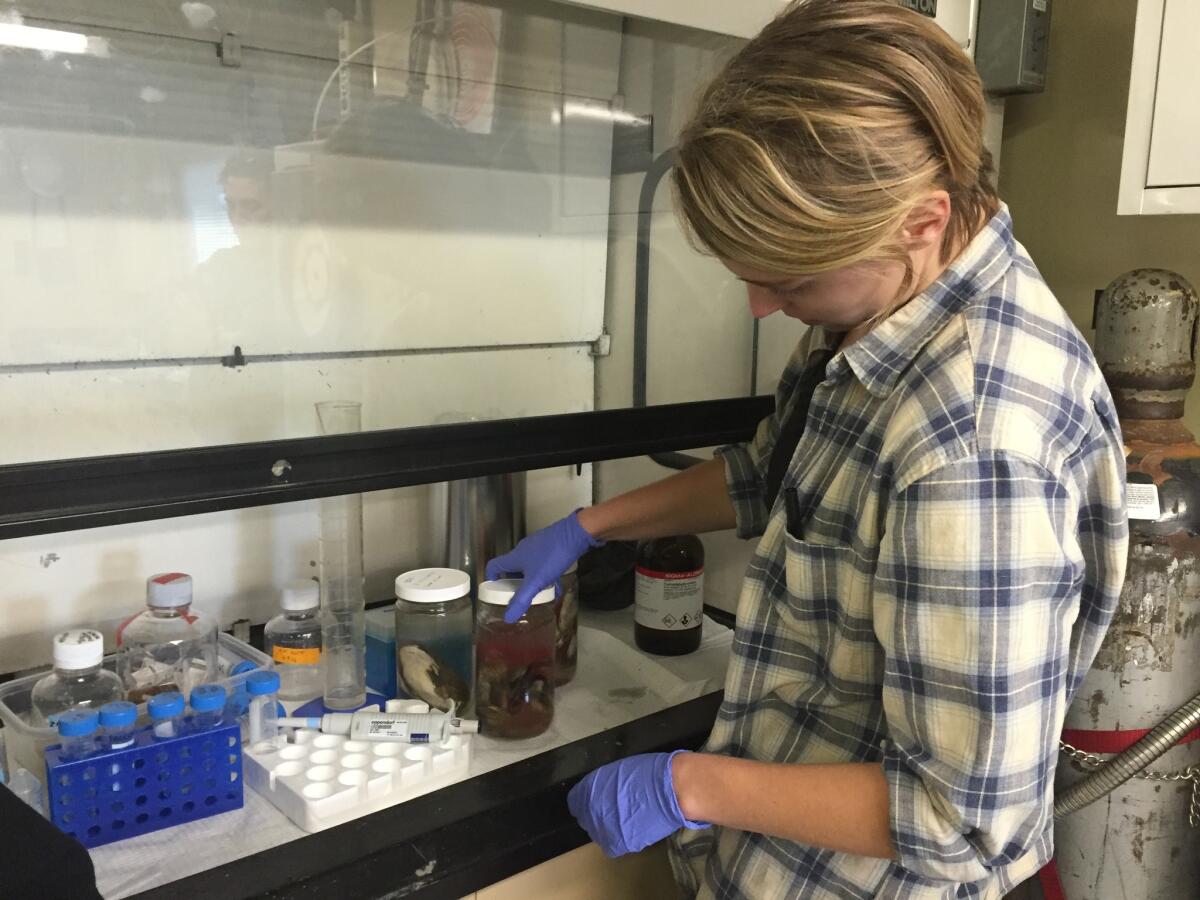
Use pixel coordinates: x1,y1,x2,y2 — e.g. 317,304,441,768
53,629,105,670
146,572,193,608
395,568,471,603
281,579,320,611
478,579,555,607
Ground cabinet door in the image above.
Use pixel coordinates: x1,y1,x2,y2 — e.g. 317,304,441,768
1146,0,1200,186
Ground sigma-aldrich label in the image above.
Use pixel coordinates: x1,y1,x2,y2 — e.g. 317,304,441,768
899,0,937,17
634,567,704,631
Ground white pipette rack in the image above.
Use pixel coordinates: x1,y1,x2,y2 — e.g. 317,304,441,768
243,699,472,832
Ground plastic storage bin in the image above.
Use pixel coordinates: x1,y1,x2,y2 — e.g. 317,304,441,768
45,719,243,848
0,633,271,785
364,608,397,699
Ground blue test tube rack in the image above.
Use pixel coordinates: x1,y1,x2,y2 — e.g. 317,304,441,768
44,718,243,848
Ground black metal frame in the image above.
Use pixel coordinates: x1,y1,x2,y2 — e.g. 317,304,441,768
0,397,772,540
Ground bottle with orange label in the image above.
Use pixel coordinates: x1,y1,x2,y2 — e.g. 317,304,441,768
264,580,323,702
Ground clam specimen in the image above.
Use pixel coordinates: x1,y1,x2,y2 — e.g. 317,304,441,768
397,644,470,712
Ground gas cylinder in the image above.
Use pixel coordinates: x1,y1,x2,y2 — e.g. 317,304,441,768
1054,269,1200,899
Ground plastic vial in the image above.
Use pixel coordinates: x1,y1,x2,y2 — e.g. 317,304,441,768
189,684,227,731
57,708,101,761
30,629,126,727
246,670,281,748
117,573,220,703
98,701,138,750
148,691,185,740
394,568,474,713
264,580,323,702
634,535,705,656
475,580,556,740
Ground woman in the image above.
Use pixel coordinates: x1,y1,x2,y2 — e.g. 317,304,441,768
487,1,1127,897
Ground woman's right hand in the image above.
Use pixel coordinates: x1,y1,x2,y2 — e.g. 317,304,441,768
485,510,603,623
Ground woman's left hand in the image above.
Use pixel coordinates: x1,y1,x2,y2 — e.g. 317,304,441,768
566,751,709,857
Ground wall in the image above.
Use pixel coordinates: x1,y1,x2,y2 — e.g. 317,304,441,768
1000,0,1200,435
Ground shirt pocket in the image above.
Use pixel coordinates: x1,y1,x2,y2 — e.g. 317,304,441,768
779,529,882,700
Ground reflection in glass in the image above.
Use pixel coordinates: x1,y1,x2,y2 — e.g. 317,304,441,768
0,1,754,467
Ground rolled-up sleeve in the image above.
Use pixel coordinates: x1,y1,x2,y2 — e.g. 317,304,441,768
873,451,1081,885
716,336,814,540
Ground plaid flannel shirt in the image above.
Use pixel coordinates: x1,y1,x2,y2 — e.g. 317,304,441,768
669,206,1128,899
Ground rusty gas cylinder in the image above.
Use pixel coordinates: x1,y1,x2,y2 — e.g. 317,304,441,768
1056,270,1200,899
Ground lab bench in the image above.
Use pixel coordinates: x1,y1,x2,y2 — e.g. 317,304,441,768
90,607,735,900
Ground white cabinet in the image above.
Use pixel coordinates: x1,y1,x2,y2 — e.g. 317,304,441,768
1119,0,1200,214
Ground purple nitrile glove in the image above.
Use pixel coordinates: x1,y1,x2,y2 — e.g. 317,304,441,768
566,751,709,858
485,510,603,624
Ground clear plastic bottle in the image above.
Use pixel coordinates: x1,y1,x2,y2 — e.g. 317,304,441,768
99,701,138,750
56,709,101,761
30,629,125,727
148,691,185,740
264,580,323,702
189,684,227,731
117,573,220,703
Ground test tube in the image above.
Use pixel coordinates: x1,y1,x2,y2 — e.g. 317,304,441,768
57,709,101,761
246,670,281,747
189,684,227,732
98,701,137,750
147,691,185,740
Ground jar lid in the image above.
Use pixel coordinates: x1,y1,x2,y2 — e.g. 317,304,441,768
478,579,555,607
148,691,185,719
246,669,281,696
147,572,193,608
58,708,100,737
52,629,105,670
190,684,227,713
395,568,471,603
99,701,137,728
281,579,319,611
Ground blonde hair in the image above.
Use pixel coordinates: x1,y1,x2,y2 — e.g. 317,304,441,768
673,0,999,288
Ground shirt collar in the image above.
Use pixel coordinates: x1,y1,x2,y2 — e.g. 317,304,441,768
827,204,1016,399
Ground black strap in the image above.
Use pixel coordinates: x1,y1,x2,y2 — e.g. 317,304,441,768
764,348,835,511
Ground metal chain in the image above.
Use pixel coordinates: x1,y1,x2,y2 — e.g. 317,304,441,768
1059,741,1200,828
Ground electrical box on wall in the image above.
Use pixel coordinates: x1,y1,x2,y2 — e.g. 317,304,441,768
975,0,1051,94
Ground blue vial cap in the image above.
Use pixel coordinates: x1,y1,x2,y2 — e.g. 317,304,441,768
246,669,281,696
98,701,137,728
58,708,100,737
190,684,227,713
147,691,185,719
229,661,259,676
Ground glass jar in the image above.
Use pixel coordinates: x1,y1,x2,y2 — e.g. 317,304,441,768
475,579,556,739
634,535,705,656
394,568,474,713
553,562,579,685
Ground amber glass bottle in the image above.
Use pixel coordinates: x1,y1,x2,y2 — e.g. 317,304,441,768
634,535,705,656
